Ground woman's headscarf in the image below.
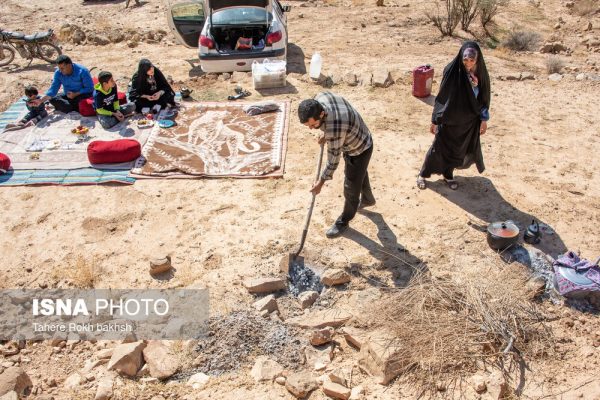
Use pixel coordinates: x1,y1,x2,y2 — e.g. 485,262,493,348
132,58,172,95
432,41,490,126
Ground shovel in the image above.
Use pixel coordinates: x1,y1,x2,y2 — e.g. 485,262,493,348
280,142,325,274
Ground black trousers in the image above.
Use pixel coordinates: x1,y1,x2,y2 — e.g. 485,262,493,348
335,144,375,227
49,93,92,114
133,91,176,113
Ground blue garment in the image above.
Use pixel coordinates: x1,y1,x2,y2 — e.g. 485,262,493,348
472,85,490,121
45,63,94,98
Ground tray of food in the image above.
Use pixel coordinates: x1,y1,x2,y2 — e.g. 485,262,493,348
137,119,154,128
71,125,89,135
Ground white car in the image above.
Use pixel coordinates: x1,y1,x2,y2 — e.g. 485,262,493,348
167,0,290,73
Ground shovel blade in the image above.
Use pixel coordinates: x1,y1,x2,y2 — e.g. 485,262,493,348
279,253,304,275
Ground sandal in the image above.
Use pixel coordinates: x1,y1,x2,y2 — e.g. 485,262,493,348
416,176,426,190
444,178,458,190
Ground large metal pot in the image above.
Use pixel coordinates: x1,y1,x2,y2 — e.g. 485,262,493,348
487,220,519,251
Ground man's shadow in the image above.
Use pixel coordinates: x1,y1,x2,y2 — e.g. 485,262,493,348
345,210,427,288
429,176,567,258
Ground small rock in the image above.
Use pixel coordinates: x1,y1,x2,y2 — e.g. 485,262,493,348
149,256,172,276
222,72,231,80
231,71,247,83
554,23,561,29
64,372,83,389
285,371,318,399
576,73,587,80
107,341,147,377
371,69,394,88
360,72,373,86
504,73,521,81
142,341,180,379
520,72,535,80
525,276,546,299
340,326,369,349
487,371,509,399
310,327,334,346
127,40,138,48
472,374,487,393
275,376,286,385
299,291,319,309
94,375,114,400
0,392,18,400
328,369,348,387
343,72,358,87
243,277,286,294
350,385,365,400
583,21,593,31
548,73,563,81
108,31,125,43
186,373,210,389
0,367,32,397
250,356,283,382
321,269,351,286
287,309,352,329
95,348,113,360
304,345,333,371
253,294,278,313
323,380,351,400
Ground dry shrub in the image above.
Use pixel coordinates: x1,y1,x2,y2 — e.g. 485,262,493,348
458,0,480,31
426,0,461,37
480,0,509,34
503,30,541,51
573,0,597,16
53,255,102,288
546,55,565,74
364,266,553,393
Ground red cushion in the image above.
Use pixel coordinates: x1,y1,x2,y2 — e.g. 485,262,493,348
87,139,141,164
78,93,127,117
0,153,10,173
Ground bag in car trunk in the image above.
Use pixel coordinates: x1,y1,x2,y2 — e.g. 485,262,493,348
211,26,268,52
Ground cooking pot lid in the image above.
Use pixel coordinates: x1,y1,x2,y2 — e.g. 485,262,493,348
488,220,519,238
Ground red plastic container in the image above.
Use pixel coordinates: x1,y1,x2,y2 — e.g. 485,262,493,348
412,65,434,98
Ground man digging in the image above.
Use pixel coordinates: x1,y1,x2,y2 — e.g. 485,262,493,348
298,92,376,238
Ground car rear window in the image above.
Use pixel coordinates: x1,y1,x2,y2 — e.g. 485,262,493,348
211,8,273,25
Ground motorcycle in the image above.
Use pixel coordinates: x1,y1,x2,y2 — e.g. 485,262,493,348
0,28,62,67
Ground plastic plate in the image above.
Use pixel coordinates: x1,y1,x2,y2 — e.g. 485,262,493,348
158,119,175,128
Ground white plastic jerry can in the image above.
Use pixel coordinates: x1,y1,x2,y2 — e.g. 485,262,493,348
309,52,322,79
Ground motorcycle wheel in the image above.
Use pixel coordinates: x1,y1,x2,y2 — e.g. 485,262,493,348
0,44,16,67
36,43,62,63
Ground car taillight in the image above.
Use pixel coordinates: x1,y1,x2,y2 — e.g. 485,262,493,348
266,30,282,45
200,35,215,49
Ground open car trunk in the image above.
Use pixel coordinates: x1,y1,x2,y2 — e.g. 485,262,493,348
210,25,269,52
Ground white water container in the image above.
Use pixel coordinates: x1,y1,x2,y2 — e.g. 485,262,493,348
309,52,322,79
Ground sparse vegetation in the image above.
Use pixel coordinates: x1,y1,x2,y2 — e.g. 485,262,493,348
426,0,461,37
53,255,102,288
546,55,565,74
480,0,510,36
458,0,480,31
503,29,541,51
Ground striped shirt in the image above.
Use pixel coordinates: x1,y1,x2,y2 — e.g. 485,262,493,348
315,92,373,181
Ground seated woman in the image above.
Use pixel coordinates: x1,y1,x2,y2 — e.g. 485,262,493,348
128,59,176,113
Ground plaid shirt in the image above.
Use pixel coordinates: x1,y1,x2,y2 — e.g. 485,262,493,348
315,92,373,181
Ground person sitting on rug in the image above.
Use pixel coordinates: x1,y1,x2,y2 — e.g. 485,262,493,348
93,71,136,129
128,59,176,114
4,86,48,130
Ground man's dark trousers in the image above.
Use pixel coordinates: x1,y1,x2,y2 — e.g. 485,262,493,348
335,144,375,227
50,93,92,114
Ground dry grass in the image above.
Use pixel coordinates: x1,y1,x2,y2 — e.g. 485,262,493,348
53,255,102,288
503,30,541,51
364,264,554,394
546,55,565,74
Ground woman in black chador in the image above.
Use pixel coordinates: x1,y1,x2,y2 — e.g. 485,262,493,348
128,59,176,113
417,41,490,190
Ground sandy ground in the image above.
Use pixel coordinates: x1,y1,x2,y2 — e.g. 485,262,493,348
0,0,599,398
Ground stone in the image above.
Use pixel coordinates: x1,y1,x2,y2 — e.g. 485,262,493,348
350,385,365,399
548,73,563,81
554,23,561,29
81,358,107,374
285,371,318,399
360,72,373,86
94,375,114,400
472,374,487,393
72,29,86,44
287,309,352,329
63,373,83,389
108,31,125,43
250,356,283,382
253,294,278,313
583,21,593,31
0,344,19,357
371,69,393,88
0,392,18,400
276,376,286,385
343,72,358,86
149,256,172,276
520,72,535,80
0,367,32,397
576,73,587,80
340,327,369,349
96,348,113,360
504,73,521,81
127,40,138,48
107,341,147,377
323,380,351,400
299,291,319,309
358,331,406,384
186,372,210,389
304,345,333,371
525,276,546,299
310,327,335,346
376,0,384,6
243,277,286,294
222,72,231,80
328,369,348,387
487,371,509,399
142,341,180,379
92,35,110,46
231,71,247,83
321,269,351,286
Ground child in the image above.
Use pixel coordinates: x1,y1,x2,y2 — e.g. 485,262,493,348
94,71,136,129
4,86,48,130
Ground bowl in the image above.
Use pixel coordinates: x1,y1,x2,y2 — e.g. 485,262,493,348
487,220,519,251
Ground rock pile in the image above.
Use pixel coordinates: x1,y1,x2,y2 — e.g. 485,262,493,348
58,24,167,46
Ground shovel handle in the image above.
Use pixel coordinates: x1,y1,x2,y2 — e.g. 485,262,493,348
295,143,325,256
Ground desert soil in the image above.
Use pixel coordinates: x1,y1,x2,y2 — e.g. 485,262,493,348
0,0,599,399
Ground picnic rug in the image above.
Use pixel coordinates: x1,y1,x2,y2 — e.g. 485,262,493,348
131,101,290,178
0,98,150,186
